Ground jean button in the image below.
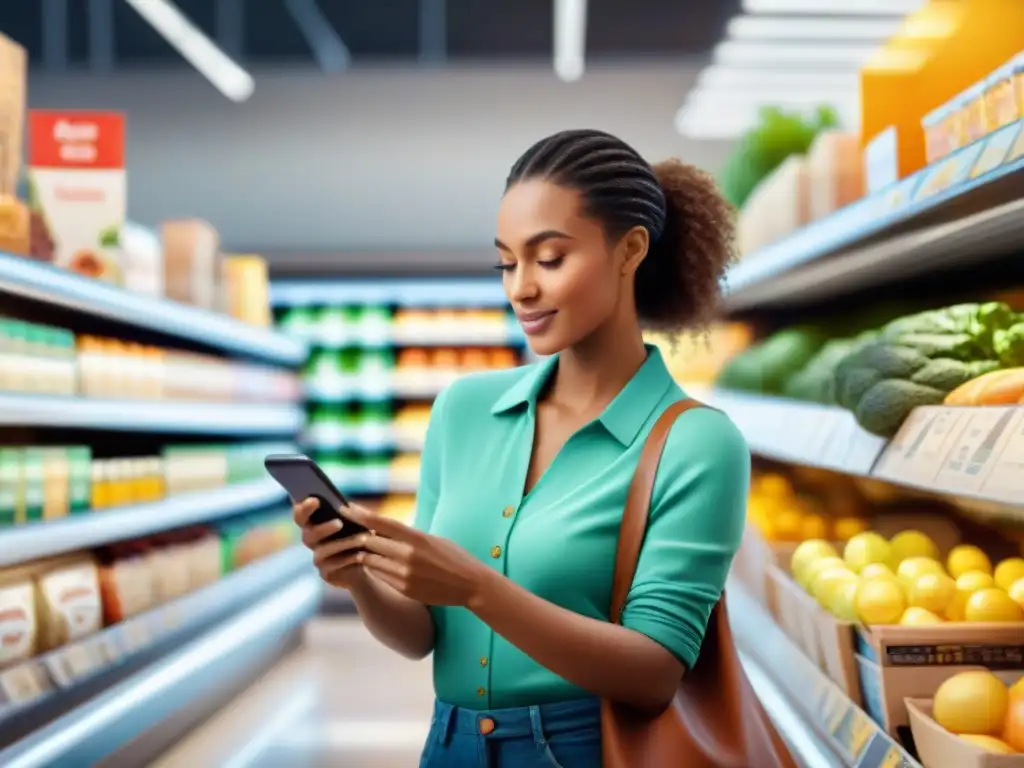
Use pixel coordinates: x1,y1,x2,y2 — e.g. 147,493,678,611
478,717,495,735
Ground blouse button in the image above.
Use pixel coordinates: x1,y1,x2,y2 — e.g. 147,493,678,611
490,545,502,559
502,506,514,518
479,656,489,668
477,686,486,697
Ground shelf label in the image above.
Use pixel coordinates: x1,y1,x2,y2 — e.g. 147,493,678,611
970,122,1021,179
979,409,1024,503
858,735,918,768
885,643,1024,669
913,142,986,202
1008,121,1024,163
935,408,1018,494
874,407,966,485
121,617,153,653
0,662,49,705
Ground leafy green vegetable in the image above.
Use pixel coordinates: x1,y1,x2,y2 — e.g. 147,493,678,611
98,225,121,248
993,323,1024,367
854,380,947,437
717,326,827,395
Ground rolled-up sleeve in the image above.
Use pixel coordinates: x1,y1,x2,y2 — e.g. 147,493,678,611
412,383,452,533
620,408,750,670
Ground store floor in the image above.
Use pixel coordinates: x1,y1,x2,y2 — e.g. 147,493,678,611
153,618,435,768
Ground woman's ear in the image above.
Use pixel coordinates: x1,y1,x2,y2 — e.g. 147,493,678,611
618,225,650,277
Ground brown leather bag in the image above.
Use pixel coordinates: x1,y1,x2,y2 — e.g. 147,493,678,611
601,399,799,768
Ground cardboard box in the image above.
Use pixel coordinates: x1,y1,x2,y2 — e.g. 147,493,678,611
161,219,220,310
907,695,1024,768
856,625,1024,739
27,111,126,281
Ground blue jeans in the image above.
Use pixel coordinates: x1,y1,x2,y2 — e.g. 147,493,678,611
420,697,602,767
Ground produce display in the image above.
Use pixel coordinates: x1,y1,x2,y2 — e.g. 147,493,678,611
0,510,296,674
0,441,293,526
717,301,1024,437
0,317,300,403
918,671,1024,755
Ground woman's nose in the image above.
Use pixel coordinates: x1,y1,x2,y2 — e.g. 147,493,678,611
508,265,539,302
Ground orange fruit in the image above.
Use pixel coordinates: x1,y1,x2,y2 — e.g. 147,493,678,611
1003,696,1024,752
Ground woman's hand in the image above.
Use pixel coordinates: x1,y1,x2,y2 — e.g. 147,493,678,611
292,497,370,590
332,506,493,607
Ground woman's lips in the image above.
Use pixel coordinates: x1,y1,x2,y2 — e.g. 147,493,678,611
516,310,557,335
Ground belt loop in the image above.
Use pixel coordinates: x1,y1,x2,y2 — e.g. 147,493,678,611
529,705,547,748
436,703,456,747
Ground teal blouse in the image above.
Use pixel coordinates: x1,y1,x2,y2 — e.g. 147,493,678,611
414,345,749,709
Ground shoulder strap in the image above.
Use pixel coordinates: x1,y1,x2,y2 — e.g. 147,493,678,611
609,398,707,624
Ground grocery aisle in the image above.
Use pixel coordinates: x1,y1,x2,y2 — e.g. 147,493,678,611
152,618,434,768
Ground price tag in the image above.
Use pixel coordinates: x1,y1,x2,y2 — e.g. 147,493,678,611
849,710,874,757
121,618,153,653
979,409,1024,503
825,692,849,735
913,143,985,202
1007,120,1024,163
875,407,966,485
0,663,47,705
61,642,97,679
970,122,1020,178
857,735,918,768
935,408,1017,493
881,175,921,212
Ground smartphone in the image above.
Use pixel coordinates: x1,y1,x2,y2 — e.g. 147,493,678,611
264,453,368,542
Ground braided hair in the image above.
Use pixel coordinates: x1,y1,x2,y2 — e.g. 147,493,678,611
506,129,736,332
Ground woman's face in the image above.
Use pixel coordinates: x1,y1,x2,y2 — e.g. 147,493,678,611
495,179,632,357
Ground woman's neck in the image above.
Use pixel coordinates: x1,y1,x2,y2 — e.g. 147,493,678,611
546,321,648,416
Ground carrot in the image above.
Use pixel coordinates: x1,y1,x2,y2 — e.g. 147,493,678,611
944,368,1024,406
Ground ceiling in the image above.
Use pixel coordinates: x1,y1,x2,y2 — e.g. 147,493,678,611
2,0,737,70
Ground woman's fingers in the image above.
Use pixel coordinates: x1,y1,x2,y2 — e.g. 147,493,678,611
312,533,372,565
301,518,342,548
292,497,321,526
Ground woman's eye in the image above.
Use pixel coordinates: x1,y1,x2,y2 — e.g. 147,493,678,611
538,255,564,269
493,262,515,272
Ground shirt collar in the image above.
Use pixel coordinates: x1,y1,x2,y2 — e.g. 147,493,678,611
490,344,676,447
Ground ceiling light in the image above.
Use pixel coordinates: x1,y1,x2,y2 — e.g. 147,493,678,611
742,0,926,15
714,40,879,67
123,0,254,102
697,65,860,91
554,0,587,82
727,14,903,41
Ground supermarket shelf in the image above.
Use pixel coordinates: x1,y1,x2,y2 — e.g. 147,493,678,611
728,582,921,768
708,390,1024,511
724,145,1024,312
0,393,306,435
306,378,452,402
303,431,424,453
0,251,307,367
706,389,888,476
264,248,493,277
0,547,316,729
301,325,526,348
0,479,286,569
272,277,509,308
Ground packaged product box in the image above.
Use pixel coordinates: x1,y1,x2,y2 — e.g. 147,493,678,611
0,448,19,526
806,131,865,221
0,32,26,197
906,690,1023,768
0,564,39,669
923,96,966,165
120,220,164,298
221,253,271,326
27,111,127,282
0,196,30,256
986,54,1024,131
161,219,220,310
67,446,92,513
33,555,103,652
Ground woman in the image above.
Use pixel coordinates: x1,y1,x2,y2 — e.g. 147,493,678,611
293,128,750,767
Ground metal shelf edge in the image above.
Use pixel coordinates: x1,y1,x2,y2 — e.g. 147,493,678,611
0,394,306,435
0,569,322,768
0,251,307,367
0,479,287,568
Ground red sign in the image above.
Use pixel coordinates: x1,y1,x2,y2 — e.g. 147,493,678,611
29,111,125,170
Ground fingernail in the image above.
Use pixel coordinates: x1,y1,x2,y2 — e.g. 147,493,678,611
329,519,343,531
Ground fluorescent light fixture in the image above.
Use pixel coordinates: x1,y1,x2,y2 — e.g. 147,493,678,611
123,0,254,102
554,0,587,82
727,14,903,41
714,40,878,67
742,0,926,15
697,65,860,91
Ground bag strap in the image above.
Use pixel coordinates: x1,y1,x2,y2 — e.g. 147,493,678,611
609,398,708,624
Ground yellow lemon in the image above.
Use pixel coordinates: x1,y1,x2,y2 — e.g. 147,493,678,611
889,530,940,567
933,671,1009,735
827,580,860,623
860,563,899,584
758,474,793,498
994,558,1024,592
957,735,1016,754
832,517,869,541
899,607,944,625
1009,577,1024,610
798,556,846,591
907,572,957,615
790,540,838,583
844,532,892,574
855,578,906,625
964,588,1024,623
947,545,993,579
947,571,997,621
897,557,945,589
800,514,829,541
811,567,858,606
